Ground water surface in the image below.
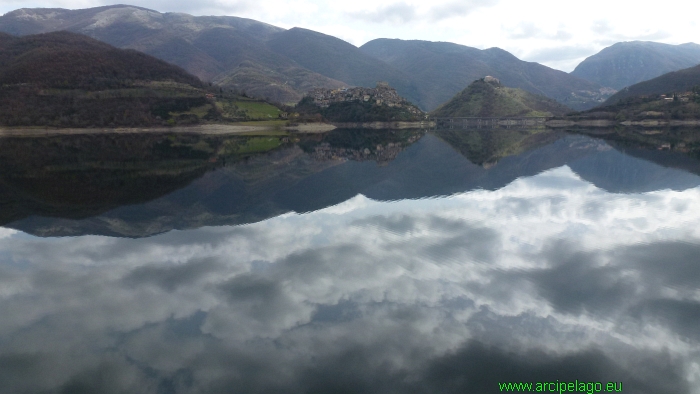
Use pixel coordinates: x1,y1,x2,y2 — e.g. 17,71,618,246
0,128,699,393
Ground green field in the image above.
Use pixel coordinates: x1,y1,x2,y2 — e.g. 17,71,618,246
234,100,281,118
172,104,213,118
216,98,282,121
219,136,284,156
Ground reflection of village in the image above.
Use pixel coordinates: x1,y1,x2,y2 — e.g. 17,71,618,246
308,82,423,115
627,128,698,152
309,131,424,165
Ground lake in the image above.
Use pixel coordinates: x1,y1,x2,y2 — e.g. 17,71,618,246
0,127,699,393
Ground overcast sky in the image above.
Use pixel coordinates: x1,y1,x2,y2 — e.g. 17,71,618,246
1,0,698,71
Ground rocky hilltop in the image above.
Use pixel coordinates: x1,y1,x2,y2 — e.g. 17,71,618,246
431,77,572,118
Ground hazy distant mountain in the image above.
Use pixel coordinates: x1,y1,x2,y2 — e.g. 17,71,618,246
0,5,347,103
602,63,700,104
571,41,700,89
431,78,572,118
360,39,612,111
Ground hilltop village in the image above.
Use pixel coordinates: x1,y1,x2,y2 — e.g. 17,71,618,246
308,82,423,116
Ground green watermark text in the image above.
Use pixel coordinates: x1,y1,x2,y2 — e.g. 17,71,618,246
498,380,622,393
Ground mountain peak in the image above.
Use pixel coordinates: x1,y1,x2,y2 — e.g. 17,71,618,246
431,78,571,117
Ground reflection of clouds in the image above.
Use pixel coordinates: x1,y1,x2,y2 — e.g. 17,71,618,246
527,241,636,315
0,165,700,392
419,340,690,394
0,228,16,238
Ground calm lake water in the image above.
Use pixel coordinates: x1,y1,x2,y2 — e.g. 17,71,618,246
1,127,700,393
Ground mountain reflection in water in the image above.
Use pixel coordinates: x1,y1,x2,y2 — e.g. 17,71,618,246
0,127,699,393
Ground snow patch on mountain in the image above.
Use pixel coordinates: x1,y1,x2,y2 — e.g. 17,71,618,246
84,7,164,30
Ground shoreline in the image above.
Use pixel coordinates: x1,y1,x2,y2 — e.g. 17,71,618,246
0,120,439,137
0,123,337,137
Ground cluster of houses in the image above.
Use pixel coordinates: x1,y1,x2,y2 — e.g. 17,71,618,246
310,133,424,164
659,93,693,102
308,82,422,114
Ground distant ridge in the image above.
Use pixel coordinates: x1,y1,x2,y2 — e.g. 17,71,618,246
266,28,421,107
602,63,700,105
360,38,611,111
0,5,347,104
571,41,700,89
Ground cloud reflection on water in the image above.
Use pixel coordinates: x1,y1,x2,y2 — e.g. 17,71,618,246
0,166,699,393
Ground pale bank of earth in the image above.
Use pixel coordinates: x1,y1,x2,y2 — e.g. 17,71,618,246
546,119,700,127
0,123,337,137
288,123,337,133
546,120,615,127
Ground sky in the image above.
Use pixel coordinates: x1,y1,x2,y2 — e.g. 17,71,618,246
0,0,698,71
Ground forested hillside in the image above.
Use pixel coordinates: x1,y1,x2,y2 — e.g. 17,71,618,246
0,31,220,127
0,30,201,88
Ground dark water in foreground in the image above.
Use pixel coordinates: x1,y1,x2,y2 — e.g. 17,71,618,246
1,128,700,393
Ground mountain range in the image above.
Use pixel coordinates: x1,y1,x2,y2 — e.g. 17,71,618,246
0,5,347,104
360,39,611,111
1,5,700,113
0,5,608,111
571,41,700,90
